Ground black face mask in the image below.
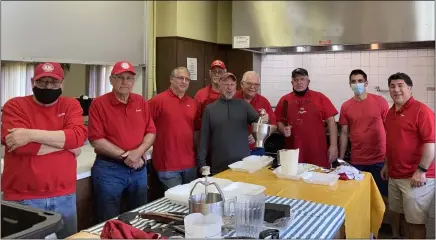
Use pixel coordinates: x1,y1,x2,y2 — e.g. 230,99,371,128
293,87,309,97
32,87,62,104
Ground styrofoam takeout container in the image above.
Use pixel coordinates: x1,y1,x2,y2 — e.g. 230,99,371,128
301,172,339,186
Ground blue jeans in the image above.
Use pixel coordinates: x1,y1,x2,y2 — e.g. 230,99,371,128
91,159,148,223
353,162,388,196
15,193,77,239
157,167,197,191
251,148,265,156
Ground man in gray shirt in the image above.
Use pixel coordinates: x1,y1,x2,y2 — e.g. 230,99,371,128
197,72,269,175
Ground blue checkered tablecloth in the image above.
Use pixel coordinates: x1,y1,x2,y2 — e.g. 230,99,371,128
84,196,345,239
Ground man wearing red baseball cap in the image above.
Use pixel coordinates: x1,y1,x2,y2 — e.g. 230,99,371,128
1,62,88,238
194,60,227,119
88,61,156,222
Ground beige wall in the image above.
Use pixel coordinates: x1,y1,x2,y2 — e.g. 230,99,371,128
62,64,86,97
155,1,232,44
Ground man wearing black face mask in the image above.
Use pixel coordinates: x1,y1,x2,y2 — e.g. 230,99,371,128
1,62,88,238
274,68,338,168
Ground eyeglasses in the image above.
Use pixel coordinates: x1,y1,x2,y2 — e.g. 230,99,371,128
35,80,63,88
172,76,191,82
112,75,135,81
211,69,225,75
242,81,260,88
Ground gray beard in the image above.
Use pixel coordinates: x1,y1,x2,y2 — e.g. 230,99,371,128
223,92,234,99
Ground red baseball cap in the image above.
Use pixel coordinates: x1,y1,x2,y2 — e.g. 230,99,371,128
33,62,64,81
111,61,136,75
210,60,226,70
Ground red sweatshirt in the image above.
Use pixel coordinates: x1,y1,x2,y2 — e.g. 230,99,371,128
1,96,88,201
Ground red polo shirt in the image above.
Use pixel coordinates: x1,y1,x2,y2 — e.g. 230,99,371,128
1,96,88,200
385,97,435,179
194,85,220,127
339,93,389,165
234,91,277,149
88,92,156,152
149,89,198,171
274,90,338,168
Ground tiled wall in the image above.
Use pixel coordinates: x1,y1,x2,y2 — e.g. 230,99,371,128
260,48,435,119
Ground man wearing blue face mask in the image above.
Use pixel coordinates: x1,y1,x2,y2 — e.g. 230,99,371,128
339,70,389,190
338,69,392,233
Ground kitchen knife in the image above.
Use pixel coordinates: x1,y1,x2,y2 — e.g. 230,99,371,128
282,100,289,126
139,212,184,225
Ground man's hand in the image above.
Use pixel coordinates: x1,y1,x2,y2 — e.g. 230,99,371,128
123,148,144,169
380,164,389,180
68,148,82,157
327,145,338,163
5,128,33,152
283,126,292,137
410,169,427,188
259,109,269,123
248,134,255,144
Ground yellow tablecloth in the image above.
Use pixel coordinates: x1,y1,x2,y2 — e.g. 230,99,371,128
215,167,385,239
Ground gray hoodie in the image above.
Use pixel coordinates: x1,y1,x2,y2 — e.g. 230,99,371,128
197,97,259,175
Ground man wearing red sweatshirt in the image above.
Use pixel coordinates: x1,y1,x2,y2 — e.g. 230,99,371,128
1,62,88,238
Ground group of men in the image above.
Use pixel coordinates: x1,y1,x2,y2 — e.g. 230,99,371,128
1,59,434,239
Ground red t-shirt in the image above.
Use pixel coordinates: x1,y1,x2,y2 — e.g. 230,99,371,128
385,97,435,179
274,90,338,168
234,91,277,150
194,85,220,128
149,89,199,171
88,92,156,152
339,93,389,165
1,96,88,200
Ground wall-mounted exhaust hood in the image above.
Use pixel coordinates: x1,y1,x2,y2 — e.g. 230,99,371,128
232,1,435,53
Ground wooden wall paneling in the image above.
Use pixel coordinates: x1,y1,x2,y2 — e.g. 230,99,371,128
175,38,205,98
203,43,227,86
156,38,178,94
225,49,254,89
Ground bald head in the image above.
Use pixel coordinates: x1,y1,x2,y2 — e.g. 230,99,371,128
241,71,260,99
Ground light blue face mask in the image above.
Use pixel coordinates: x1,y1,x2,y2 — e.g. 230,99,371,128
351,83,365,95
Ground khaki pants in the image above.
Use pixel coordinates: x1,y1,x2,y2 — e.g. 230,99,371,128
388,178,435,224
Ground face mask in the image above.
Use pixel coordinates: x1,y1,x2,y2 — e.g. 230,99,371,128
33,87,62,104
293,87,309,97
351,83,365,95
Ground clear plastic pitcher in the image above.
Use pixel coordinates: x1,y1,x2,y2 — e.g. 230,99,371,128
234,192,266,238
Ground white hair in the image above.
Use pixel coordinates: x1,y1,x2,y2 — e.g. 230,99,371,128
242,71,260,82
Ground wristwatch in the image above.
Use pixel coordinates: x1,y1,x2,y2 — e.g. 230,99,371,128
418,165,428,173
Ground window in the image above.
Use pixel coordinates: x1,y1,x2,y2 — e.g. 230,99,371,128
0,61,34,106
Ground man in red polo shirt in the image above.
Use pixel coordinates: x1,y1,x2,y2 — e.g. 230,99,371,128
382,72,435,239
339,69,389,196
234,71,277,155
194,60,227,119
88,61,156,222
1,62,87,238
274,68,338,168
149,67,198,190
